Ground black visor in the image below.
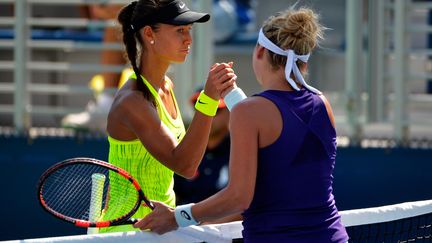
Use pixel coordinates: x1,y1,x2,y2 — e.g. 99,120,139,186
131,0,210,31
159,0,210,25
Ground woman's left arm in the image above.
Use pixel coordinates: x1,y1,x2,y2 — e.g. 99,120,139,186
134,100,259,234
193,100,259,221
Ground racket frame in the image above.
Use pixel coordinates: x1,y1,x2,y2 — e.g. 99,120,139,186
37,157,154,228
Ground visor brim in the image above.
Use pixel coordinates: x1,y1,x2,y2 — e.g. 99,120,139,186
163,11,210,25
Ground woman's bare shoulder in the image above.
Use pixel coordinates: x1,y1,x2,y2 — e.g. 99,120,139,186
230,96,278,125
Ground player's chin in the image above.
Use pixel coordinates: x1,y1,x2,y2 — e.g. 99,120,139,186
172,56,188,64
179,52,190,61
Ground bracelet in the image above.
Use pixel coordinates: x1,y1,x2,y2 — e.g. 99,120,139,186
223,87,247,111
174,203,200,227
194,91,219,117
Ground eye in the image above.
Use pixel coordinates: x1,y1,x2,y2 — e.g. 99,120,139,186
177,25,192,33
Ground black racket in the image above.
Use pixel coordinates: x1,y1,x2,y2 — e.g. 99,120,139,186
37,157,154,228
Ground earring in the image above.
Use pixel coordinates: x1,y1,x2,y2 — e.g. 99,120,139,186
150,40,154,45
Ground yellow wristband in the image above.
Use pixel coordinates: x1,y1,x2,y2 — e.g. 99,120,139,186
194,91,219,117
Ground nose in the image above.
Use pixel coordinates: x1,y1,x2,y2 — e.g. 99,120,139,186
184,31,192,45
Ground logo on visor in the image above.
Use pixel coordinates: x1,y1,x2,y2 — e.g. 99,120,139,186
179,2,185,9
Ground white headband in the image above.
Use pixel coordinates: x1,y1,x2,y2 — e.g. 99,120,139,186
257,28,321,94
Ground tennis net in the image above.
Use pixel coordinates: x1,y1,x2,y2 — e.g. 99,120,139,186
3,199,432,242
341,199,432,242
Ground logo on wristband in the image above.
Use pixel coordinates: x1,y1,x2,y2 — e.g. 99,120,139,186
180,210,192,220
197,99,207,105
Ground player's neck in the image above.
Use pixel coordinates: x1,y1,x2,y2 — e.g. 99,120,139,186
140,57,170,91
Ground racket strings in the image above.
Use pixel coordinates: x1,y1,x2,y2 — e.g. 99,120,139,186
42,165,82,203
42,163,105,220
102,171,140,221
41,163,139,223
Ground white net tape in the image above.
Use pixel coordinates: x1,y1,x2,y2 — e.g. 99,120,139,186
4,199,432,243
340,199,432,227
3,222,243,243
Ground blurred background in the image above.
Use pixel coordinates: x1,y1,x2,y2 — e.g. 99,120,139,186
1,0,432,143
0,0,432,241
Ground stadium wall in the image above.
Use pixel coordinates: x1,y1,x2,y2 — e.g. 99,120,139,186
0,135,431,241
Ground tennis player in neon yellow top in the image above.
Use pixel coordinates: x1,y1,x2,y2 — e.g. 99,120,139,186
100,0,237,233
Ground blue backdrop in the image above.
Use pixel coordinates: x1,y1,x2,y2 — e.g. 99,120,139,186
1,135,431,241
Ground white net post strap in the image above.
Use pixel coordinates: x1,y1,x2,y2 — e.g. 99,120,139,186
87,174,106,235
340,199,432,227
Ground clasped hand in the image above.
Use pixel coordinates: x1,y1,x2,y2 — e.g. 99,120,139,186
204,62,237,100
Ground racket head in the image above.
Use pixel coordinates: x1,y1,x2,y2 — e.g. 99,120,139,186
37,157,154,228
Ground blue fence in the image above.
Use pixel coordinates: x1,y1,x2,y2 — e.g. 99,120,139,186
0,135,431,241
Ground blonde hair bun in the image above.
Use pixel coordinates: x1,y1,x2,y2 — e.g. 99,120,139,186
263,6,324,55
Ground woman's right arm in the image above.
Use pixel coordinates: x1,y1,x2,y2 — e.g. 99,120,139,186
122,63,236,178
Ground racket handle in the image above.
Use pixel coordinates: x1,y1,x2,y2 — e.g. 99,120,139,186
88,173,106,235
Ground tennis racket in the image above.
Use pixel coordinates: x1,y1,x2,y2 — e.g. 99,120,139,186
37,157,154,228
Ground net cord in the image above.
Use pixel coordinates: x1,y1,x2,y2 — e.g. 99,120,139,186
340,199,432,227
9,199,432,242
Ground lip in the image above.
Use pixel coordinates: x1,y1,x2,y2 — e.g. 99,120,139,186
180,45,191,52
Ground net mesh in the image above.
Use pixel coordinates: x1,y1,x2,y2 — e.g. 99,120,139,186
341,199,432,243
346,212,432,242
10,199,432,243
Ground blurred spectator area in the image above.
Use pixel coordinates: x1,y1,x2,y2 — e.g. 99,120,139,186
1,0,431,143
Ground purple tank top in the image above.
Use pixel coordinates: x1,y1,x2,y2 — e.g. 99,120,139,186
241,90,348,243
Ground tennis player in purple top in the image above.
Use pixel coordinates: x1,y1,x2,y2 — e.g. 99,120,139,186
134,5,349,242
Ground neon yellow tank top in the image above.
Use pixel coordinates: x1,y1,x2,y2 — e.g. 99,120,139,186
99,74,186,233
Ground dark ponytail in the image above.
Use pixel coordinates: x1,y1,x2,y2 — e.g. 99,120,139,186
118,1,156,106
